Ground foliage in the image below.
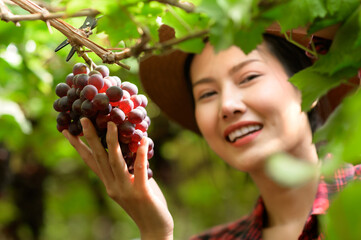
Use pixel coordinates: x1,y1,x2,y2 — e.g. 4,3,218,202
0,0,360,239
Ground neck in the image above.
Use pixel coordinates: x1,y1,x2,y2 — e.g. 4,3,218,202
249,145,320,228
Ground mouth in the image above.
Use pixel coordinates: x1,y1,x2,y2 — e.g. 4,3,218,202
226,124,263,143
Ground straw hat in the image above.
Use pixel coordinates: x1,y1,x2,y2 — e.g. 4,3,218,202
139,23,357,134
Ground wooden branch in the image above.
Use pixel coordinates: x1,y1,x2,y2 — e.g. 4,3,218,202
0,8,100,22
151,0,194,13
4,0,207,70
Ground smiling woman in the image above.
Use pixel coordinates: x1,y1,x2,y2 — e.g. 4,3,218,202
63,22,360,240
135,24,361,239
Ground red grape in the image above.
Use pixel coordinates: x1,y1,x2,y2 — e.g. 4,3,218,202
118,99,134,114
99,78,112,93
147,149,154,160
69,121,82,135
128,108,145,124
122,90,130,99
55,83,70,97
130,95,142,108
74,74,88,89
118,120,135,137
106,86,123,102
99,103,112,115
131,129,143,142
53,99,62,112
65,73,74,87
93,94,110,111
67,87,78,103
72,99,82,115
135,120,148,132
57,123,69,133
95,65,110,78
56,112,71,125
81,100,96,117
139,94,148,107
129,141,140,153
110,108,126,124
88,73,104,91
96,114,110,129
81,85,98,101
58,96,71,111
73,63,89,75
121,82,138,95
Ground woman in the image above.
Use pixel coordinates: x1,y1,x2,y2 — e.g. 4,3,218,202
63,23,360,239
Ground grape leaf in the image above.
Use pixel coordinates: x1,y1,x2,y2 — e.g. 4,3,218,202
162,6,208,53
263,0,327,32
266,153,318,187
321,182,361,239
314,90,361,164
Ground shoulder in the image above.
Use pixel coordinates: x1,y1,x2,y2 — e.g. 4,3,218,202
322,163,361,195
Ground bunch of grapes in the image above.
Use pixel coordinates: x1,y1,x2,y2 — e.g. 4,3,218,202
53,63,154,178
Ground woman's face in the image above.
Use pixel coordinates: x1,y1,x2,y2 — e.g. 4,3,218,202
190,42,314,172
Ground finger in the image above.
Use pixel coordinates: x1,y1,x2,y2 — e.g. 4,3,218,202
80,118,114,181
62,130,101,179
106,121,129,180
133,137,149,189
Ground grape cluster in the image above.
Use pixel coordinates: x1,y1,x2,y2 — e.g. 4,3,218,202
54,63,154,178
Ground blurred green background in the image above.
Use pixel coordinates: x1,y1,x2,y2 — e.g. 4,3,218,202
0,9,258,240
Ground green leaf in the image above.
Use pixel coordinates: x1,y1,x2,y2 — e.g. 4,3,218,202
97,9,140,47
314,90,361,164
290,67,347,111
162,6,208,37
321,182,361,240
313,7,361,75
177,38,206,53
266,153,318,187
234,20,271,54
263,0,327,32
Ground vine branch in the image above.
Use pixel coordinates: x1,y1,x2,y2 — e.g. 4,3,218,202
1,0,206,70
0,8,100,23
151,0,194,13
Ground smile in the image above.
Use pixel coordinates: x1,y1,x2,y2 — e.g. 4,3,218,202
226,124,263,143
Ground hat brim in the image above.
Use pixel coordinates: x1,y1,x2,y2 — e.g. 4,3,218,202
139,23,353,134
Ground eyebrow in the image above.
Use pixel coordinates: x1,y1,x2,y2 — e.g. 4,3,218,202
192,59,260,89
228,59,260,75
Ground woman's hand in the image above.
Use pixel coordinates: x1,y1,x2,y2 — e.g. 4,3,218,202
63,117,174,240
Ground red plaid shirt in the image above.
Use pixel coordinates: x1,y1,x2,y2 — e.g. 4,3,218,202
190,164,361,240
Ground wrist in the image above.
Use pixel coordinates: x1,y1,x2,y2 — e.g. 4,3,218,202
140,231,173,240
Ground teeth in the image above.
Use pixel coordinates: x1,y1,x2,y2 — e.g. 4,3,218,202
228,124,261,142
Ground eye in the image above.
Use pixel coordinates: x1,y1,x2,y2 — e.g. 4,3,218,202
240,74,261,84
198,91,217,100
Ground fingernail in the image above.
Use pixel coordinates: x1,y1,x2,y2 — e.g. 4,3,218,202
62,130,68,138
80,118,88,129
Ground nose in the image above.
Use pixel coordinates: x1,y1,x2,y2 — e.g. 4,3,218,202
220,91,246,120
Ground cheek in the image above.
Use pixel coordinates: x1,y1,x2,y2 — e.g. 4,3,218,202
195,103,218,138
249,80,301,116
